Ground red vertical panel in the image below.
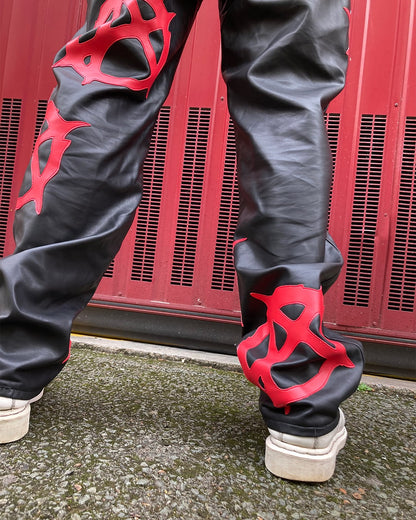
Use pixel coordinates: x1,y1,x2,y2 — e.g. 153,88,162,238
325,0,411,335
380,0,416,339
0,3,13,95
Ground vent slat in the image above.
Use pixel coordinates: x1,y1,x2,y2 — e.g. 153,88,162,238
130,106,171,283
343,114,386,307
388,116,416,312
324,112,341,216
0,98,22,257
171,107,211,287
33,100,48,150
211,120,239,291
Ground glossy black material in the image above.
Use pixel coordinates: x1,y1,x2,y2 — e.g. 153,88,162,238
0,0,363,436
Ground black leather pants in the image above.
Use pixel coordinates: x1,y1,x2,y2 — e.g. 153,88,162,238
0,0,363,436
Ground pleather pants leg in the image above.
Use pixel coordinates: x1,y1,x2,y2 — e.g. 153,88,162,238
219,0,364,436
0,0,202,400
0,0,363,436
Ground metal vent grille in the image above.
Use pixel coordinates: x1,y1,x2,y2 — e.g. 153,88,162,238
131,106,171,282
324,112,341,214
343,114,387,307
171,107,211,287
388,117,416,312
33,100,48,150
102,259,115,279
211,119,239,291
0,98,22,257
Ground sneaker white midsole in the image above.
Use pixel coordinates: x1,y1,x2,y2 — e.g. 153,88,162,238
0,403,31,444
267,425,348,457
265,411,348,482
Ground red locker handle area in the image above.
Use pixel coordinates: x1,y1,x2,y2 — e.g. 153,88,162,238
0,0,415,377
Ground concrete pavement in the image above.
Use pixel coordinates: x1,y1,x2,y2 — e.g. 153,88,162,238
1,335,415,519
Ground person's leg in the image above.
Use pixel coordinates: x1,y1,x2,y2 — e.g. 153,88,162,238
0,0,202,442
219,0,364,481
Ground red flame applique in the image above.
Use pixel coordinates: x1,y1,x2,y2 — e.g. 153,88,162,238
53,0,175,95
62,339,72,364
237,285,355,409
233,237,247,249
16,101,90,215
343,5,352,57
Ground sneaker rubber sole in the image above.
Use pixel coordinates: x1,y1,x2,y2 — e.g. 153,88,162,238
0,390,44,444
0,404,31,444
265,423,347,482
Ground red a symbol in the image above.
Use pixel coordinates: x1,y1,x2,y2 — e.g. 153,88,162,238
54,0,175,96
16,101,90,215
237,285,355,409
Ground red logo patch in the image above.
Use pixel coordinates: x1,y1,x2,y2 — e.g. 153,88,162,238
54,0,175,95
16,101,90,214
238,285,355,409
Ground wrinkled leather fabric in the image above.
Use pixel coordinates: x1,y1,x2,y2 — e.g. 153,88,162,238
0,0,363,436
220,0,363,434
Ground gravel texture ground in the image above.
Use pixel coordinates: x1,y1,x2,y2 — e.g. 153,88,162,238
1,344,415,520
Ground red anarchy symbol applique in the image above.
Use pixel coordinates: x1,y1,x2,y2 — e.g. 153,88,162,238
53,0,175,96
237,285,355,409
16,101,90,215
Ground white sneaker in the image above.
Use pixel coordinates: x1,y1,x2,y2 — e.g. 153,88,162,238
0,390,44,444
265,409,347,482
